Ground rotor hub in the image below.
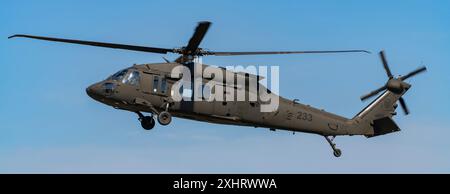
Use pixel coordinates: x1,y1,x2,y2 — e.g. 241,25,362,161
386,79,408,94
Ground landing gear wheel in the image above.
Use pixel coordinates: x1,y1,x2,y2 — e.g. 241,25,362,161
333,149,342,158
324,136,343,158
158,111,172,126
140,116,155,130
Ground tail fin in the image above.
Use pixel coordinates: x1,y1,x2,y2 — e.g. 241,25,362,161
349,51,427,137
352,90,405,137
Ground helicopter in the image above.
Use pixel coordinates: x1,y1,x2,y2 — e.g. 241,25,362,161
9,21,427,157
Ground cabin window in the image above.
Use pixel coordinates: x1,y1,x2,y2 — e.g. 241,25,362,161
153,76,159,92
178,85,193,99
202,85,212,101
179,85,183,96
160,78,167,94
123,71,140,86
183,88,193,98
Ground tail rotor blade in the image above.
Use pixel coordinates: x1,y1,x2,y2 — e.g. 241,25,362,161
380,51,394,79
361,86,387,101
398,97,410,115
400,66,427,81
362,51,426,116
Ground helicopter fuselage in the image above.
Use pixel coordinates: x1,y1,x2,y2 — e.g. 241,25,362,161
86,62,358,136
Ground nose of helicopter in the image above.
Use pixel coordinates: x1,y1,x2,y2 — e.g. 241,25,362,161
86,83,103,101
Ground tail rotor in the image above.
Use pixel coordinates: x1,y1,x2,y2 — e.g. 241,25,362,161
360,50,427,115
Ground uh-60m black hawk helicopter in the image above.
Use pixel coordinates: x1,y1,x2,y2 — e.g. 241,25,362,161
9,21,427,157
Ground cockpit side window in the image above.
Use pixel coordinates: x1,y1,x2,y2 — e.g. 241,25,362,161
123,71,140,86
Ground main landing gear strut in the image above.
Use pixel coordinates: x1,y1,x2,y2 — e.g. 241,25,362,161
136,112,155,130
158,102,172,126
135,102,173,130
324,136,342,157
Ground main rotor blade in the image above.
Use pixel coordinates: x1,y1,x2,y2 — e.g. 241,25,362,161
380,51,394,79
206,50,371,56
400,66,427,81
361,85,387,101
8,34,174,54
185,21,211,53
398,97,410,115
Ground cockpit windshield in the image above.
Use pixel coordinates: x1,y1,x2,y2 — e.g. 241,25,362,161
110,69,140,86
111,69,128,82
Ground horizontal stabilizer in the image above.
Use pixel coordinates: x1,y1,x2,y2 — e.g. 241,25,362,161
366,117,400,138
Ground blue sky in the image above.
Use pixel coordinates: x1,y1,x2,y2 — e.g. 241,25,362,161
1,0,449,173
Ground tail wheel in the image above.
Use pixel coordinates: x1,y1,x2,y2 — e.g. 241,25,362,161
158,111,172,126
324,136,342,158
333,149,342,158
